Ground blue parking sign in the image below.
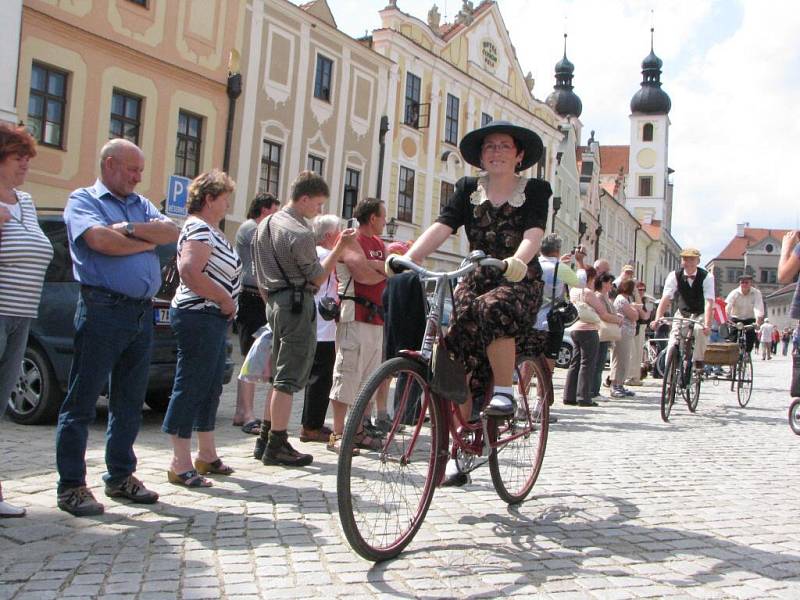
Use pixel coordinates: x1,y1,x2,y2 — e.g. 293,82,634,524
166,175,191,217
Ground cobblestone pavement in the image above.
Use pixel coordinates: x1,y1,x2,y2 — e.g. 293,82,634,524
2,345,800,599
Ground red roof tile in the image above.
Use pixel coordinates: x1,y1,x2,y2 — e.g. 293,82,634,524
713,228,790,261
598,145,629,176
642,223,661,240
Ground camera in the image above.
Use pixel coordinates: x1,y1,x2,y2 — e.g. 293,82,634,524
291,286,304,314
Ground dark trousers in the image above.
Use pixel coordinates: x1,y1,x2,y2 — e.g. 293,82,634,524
236,289,266,355
729,318,756,353
301,341,335,430
55,287,153,491
564,330,599,404
592,341,610,396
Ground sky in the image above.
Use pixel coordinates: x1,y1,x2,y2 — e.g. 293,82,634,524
321,0,800,262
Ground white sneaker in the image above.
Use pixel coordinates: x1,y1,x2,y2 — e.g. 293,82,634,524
486,393,515,416
0,500,26,518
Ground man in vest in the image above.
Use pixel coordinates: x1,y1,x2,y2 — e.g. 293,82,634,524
652,247,715,372
327,198,388,453
724,274,763,353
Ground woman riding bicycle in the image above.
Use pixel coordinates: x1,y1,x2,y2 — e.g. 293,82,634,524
387,120,550,485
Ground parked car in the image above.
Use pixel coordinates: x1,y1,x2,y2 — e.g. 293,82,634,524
7,211,234,425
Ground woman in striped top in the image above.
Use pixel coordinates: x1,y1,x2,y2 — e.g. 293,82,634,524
0,123,53,517
163,170,242,488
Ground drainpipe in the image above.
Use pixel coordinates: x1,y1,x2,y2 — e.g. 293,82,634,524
376,115,389,198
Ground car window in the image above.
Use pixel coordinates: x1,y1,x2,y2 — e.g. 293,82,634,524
39,220,74,283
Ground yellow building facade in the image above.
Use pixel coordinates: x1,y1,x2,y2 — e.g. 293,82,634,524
16,0,244,210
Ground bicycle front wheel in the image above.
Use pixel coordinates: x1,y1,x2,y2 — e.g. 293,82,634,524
736,352,753,407
687,367,700,413
789,398,800,435
337,357,446,562
661,346,679,422
488,356,551,504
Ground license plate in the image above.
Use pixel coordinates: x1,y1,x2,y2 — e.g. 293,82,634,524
154,307,170,325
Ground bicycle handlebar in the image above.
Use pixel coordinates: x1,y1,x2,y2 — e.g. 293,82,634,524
725,321,757,331
656,316,705,326
388,251,506,281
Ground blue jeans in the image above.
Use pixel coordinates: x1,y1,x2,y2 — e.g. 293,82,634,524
0,316,31,418
162,307,229,438
55,287,153,491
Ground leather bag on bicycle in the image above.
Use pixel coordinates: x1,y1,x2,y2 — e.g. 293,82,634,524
430,336,469,405
429,279,469,404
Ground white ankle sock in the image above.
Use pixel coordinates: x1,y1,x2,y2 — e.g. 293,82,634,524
493,385,514,398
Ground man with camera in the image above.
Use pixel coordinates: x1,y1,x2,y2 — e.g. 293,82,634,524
251,171,356,467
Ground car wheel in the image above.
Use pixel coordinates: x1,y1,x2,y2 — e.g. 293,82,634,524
556,342,572,369
8,345,62,425
145,390,172,413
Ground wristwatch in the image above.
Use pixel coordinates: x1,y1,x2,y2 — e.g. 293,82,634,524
124,222,135,237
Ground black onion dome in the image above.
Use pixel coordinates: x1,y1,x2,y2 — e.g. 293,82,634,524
630,29,671,114
546,34,582,118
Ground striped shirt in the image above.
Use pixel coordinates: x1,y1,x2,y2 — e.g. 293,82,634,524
0,191,54,317
172,216,242,311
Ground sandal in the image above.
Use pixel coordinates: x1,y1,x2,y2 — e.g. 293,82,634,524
194,458,235,476
167,469,212,488
240,419,262,435
353,429,383,451
326,433,359,456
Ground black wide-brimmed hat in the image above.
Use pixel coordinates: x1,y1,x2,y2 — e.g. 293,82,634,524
459,120,544,172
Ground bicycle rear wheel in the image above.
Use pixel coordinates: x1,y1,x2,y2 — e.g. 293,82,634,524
337,357,446,562
789,399,800,435
488,355,550,504
736,352,753,407
661,346,679,422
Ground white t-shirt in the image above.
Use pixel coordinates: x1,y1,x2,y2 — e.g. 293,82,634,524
315,247,337,342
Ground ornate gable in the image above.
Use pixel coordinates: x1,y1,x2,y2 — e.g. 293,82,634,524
299,0,336,29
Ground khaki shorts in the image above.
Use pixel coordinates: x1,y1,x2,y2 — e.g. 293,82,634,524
266,291,317,394
330,320,384,405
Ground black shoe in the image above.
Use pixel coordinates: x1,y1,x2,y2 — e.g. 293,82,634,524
104,475,159,504
578,400,600,407
253,437,267,460
563,400,578,406
440,471,469,487
263,432,313,467
57,486,104,517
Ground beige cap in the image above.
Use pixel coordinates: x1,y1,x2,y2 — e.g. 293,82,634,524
679,248,701,258
622,264,635,272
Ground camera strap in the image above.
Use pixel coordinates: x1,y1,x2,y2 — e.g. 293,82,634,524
264,215,305,292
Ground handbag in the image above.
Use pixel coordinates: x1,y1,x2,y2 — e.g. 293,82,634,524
429,336,468,405
598,320,622,342
317,272,339,321
574,289,601,324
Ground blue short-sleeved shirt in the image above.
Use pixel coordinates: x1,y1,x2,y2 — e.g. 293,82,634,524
64,179,168,299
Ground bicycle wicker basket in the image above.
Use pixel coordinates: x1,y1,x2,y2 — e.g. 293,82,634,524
704,342,739,366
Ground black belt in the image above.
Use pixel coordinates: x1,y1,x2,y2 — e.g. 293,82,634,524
80,285,152,305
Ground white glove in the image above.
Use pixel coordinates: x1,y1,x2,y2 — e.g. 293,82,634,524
502,256,527,282
385,254,403,278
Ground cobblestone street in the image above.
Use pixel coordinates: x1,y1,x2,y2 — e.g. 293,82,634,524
2,347,800,599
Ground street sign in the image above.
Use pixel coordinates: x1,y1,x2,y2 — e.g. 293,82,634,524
166,174,191,218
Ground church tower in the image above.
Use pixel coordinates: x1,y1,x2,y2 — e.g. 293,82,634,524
625,28,673,231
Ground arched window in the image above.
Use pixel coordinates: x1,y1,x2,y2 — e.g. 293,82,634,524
642,123,654,142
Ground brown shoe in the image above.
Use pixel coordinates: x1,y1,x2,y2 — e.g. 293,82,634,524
299,425,332,443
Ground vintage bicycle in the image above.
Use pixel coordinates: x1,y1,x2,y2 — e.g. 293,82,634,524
694,322,755,407
658,316,704,422
336,251,552,561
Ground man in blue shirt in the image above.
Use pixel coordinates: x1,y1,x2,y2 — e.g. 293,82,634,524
56,139,179,517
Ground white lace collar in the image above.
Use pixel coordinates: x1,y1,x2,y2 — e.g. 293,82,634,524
469,174,527,208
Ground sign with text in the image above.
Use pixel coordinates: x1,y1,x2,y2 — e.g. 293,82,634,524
166,174,191,218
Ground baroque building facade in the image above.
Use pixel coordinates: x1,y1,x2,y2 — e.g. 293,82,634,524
14,0,243,210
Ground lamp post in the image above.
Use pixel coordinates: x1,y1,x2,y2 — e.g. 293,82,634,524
223,50,242,174
375,115,390,198
594,225,603,262
383,216,398,241
551,196,562,233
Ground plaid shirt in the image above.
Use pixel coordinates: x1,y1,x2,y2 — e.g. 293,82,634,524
252,205,323,293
